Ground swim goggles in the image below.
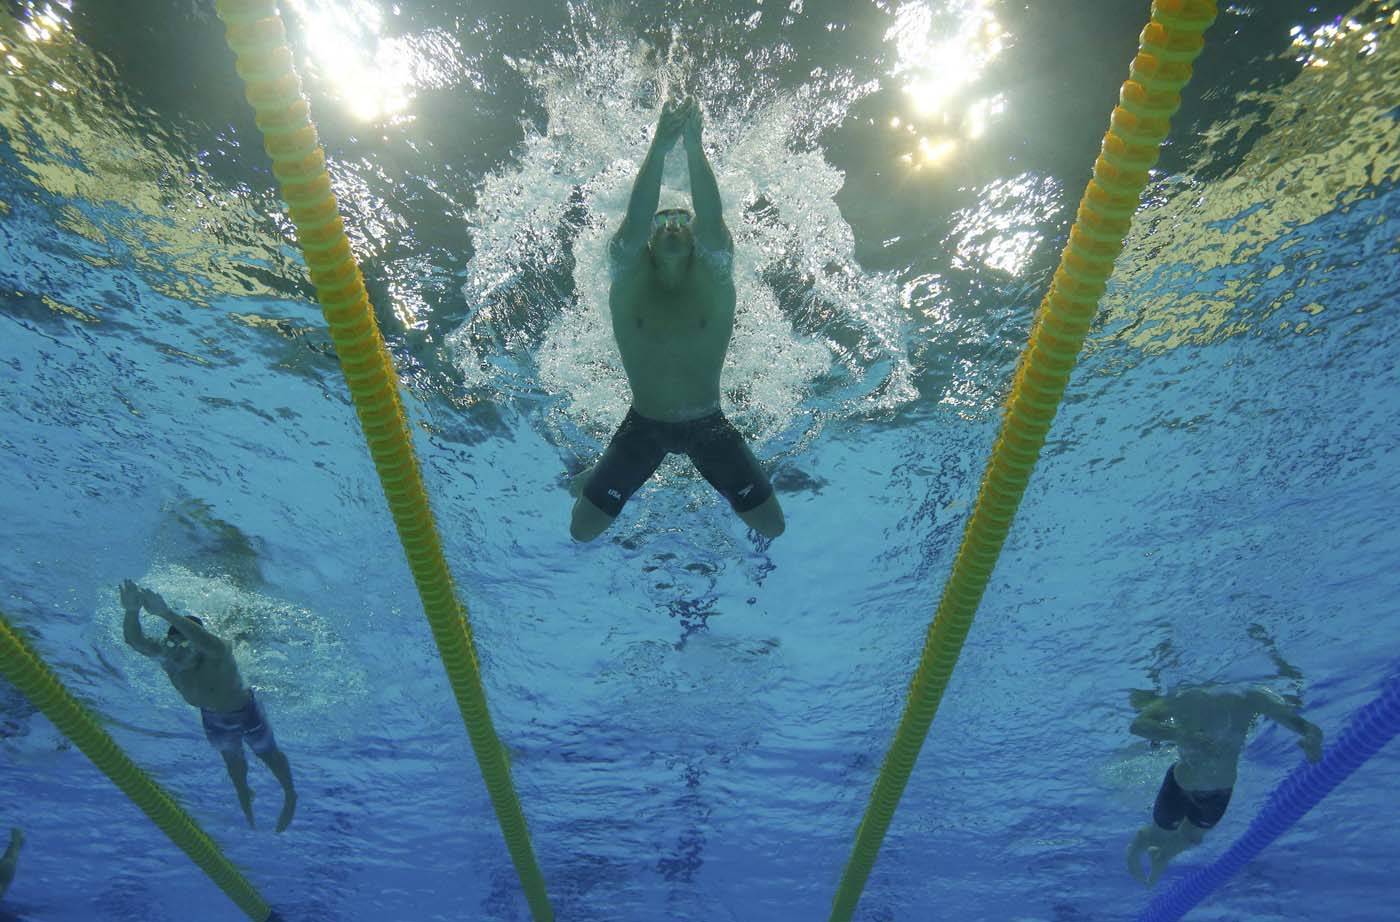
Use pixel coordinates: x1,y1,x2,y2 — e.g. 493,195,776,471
652,208,692,231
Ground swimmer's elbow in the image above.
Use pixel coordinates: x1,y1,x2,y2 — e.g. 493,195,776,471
1130,717,1175,742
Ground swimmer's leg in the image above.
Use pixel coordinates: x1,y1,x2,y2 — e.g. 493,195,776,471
738,492,785,539
219,748,256,828
1126,825,1153,884
568,466,594,499
570,495,617,543
569,412,666,543
688,416,785,539
568,467,616,540
254,747,297,833
1126,822,1199,886
1148,823,1199,884
243,697,296,833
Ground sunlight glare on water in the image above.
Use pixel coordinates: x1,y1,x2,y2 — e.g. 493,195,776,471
283,0,470,125
884,0,1011,169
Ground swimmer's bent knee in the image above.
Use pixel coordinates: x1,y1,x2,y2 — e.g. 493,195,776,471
570,497,616,542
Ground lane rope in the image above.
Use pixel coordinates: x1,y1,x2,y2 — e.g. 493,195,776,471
0,611,275,921
1137,671,1400,921
828,3,1219,919
213,2,553,918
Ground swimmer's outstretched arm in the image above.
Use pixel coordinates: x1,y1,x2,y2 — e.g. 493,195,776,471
615,98,689,254
1248,688,1324,762
138,589,225,657
1130,716,1178,742
682,103,732,253
1129,697,1177,742
119,579,163,658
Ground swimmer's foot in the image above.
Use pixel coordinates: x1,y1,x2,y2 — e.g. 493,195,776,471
1146,846,1169,886
237,786,256,829
1126,833,1148,884
1126,827,1168,886
276,790,297,833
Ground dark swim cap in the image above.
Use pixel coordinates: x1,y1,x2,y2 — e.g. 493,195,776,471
166,615,203,638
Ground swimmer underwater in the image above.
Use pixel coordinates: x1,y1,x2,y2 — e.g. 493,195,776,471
570,96,786,543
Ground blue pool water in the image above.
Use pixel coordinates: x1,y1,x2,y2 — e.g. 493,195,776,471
1,1,1397,920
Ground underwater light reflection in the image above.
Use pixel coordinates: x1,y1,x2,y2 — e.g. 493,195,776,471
283,0,464,124
947,172,1061,278
883,0,1010,170
4,0,73,88
1289,8,1393,66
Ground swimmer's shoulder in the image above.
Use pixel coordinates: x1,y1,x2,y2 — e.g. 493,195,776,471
695,243,735,282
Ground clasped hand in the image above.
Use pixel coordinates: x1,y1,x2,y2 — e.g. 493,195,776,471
119,579,142,613
656,96,702,150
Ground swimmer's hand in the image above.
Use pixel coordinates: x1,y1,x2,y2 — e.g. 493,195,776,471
655,97,690,150
1299,723,1324,763
119,579,142,614
139,588,173,617
7,828,21,849
683,99,703,148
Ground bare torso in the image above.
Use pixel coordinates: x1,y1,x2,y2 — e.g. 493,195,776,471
609,250,736,422
1167,689,1260,790
163,643,250,713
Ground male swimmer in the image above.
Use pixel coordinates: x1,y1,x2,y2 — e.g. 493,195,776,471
570,97,785,542
1126,684,1323,885
120,579,297,832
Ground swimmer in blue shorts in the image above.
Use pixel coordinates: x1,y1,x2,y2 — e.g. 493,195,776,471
1125,684,1323,885
569,96,786,542
120,580,297,832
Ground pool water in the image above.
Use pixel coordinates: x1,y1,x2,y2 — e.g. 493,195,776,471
1,1,1397,920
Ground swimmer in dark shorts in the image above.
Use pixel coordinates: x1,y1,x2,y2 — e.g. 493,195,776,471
1152,764,1232,832
120,580,298,832
1125,684,1323,886
569,96,785,542
582,409,774,519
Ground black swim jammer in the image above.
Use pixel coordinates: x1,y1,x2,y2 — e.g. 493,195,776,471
583,408,774,517
1152,764,1233,830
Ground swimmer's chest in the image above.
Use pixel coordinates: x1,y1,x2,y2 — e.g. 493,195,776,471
1177,698,1254,741
164,654,242,707
611,275,733,339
